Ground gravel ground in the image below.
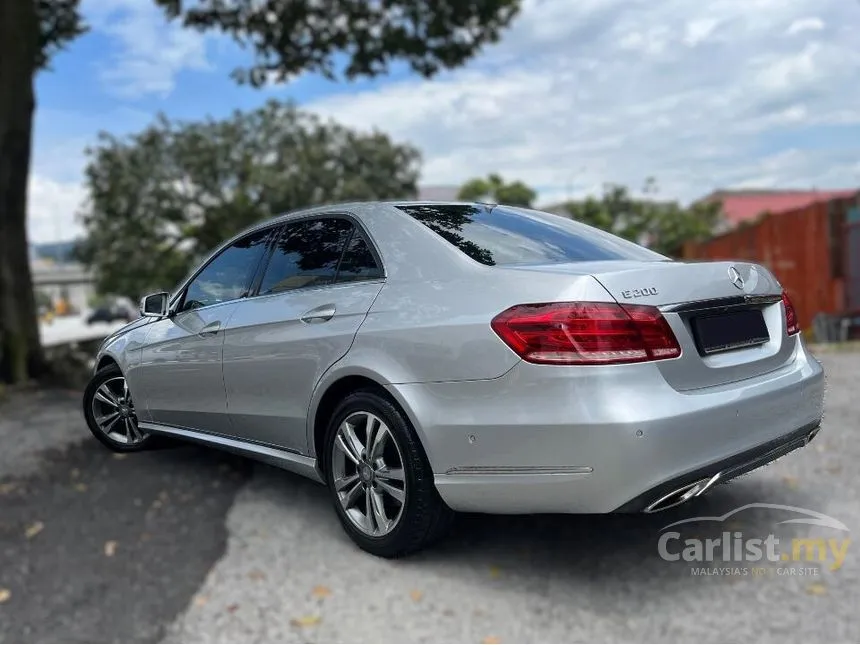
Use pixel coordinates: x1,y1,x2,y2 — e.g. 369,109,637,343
1,353,858,643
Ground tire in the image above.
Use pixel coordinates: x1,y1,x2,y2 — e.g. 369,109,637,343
323,388,453,557
83,364,154,452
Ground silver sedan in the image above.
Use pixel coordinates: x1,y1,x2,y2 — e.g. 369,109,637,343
84,201,825,556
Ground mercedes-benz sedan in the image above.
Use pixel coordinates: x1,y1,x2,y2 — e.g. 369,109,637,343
84,201,825,557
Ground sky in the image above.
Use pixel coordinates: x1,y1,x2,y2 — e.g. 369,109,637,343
29,0,860,244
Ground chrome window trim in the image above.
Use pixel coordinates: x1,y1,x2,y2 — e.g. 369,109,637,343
241,278,387,307
165,279,388,318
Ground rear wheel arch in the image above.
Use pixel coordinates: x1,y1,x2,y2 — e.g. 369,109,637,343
312,375,388,479
312,374,425,482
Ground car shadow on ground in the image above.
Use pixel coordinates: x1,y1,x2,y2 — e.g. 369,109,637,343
406,476,827,594
246,455,824,591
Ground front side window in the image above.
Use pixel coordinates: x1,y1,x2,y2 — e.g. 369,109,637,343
258,218,353,295
180,229,269,311
397,204,666,266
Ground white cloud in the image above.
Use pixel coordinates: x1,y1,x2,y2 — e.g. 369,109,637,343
304,0,860,205
27,132,91,243
752,42,823,92
85,0,211,98
682,19,720,47
28,175,86,244
786,17,826,35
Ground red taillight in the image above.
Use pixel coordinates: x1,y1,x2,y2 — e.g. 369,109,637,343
490,302,681,365
782,291,800,336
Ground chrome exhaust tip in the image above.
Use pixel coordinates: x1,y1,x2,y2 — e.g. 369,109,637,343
805,425,821,444
644,472,721,513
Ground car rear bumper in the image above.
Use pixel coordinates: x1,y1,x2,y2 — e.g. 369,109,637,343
390,338,825,514
612,420,821,513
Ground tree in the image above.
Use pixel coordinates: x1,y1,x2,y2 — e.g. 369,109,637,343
0,0,521,384
457,173,536,207
562,181,721,257
77,101,421,299
0,1,86,383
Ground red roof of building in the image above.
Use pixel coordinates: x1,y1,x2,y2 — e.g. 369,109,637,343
699,189,858,226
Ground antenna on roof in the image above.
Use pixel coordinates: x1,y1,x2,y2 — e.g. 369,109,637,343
475,200,498,213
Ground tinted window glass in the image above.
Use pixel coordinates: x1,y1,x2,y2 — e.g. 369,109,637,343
397,204,666,266
259,218,353,294
336,231,382,283
181,230,269,311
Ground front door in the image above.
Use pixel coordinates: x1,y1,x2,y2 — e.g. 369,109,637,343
138,302,241,433
136,227,271,434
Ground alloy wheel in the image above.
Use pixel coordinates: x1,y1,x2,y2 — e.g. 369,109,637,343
91,376,147,445
331,410,406,537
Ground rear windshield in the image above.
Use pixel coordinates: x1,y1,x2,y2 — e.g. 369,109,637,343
396,204,666,266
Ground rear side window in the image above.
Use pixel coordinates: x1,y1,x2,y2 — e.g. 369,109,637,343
259,218,353,294
396,204,665,266
336,230,382,283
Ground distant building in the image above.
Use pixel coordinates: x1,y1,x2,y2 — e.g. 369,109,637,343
695,188,858,232
31,259,95,315
416,185,461,201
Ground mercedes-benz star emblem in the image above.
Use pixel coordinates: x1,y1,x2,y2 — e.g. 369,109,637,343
728,266,745,290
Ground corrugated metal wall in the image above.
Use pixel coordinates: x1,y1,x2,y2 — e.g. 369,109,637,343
847,203,860,313
682,195,860,331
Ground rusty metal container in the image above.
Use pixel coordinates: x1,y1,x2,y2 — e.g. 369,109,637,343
682,194,860,332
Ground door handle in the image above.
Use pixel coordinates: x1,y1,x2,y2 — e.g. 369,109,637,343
300,304,336,323
198,321,222,337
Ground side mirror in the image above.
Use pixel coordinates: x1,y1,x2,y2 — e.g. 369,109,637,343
140,292,170,318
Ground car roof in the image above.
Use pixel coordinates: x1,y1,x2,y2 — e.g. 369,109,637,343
234,200,498,238
272,200,492,221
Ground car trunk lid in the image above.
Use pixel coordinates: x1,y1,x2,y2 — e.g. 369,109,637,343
506,260,796,390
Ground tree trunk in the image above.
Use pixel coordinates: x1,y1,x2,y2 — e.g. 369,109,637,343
0,0,44,384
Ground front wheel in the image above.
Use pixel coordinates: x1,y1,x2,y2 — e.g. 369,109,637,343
83,364,153,452
324,389,453,557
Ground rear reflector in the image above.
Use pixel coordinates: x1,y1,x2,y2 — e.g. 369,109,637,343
490,302,682,365
782,291,800,336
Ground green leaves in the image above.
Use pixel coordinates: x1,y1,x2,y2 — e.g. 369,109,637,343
458,174,537,207
37,0,87,71
39,0,521,81
562,182,721,257
154,0,521,86
78,100,421,299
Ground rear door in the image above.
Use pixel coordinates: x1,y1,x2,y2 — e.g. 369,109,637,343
222,215,384,452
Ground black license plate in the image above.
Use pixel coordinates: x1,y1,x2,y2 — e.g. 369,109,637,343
692,309,770,355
